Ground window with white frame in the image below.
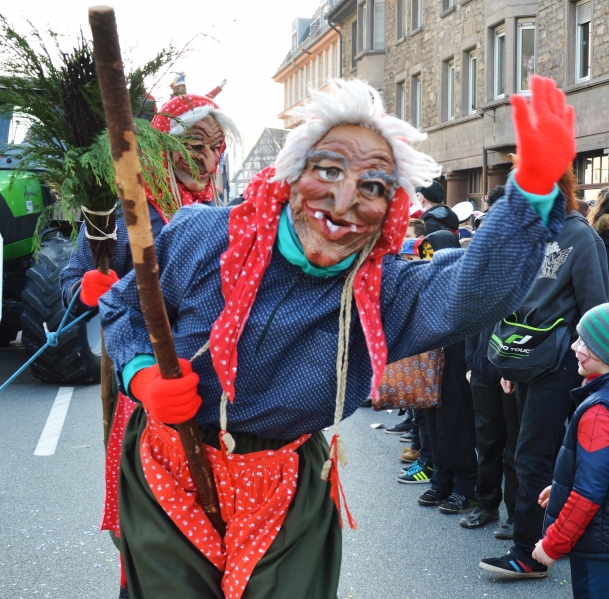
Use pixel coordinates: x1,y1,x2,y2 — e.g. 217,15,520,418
468,51,477,114
396,81,406,120
358,2,367,52
576,0,592,82
447,60,455,120
517,21,536,93
373,0,385,49
494,26,506,99
411,0,422,30
397,0,407,39
412,74,422,128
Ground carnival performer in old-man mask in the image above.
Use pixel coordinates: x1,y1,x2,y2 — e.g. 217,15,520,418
99,75,574,599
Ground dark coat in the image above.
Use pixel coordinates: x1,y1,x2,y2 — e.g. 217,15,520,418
420,204,459,234
465,325,501,385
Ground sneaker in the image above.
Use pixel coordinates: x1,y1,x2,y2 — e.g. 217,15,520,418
479,553,548,578
399,431,414,442
438,493,478,514
396,459,433,484
385,418,413,435
494,517,515,540
399,448,420,463
460,507,500,528
417,488,450,506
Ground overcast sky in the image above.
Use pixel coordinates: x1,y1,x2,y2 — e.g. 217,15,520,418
3,0,321,158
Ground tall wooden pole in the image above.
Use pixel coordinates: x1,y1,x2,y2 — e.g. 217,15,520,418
98,254,114,451
88,5,225,537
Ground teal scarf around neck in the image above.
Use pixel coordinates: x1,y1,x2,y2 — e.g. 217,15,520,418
276,205,358,278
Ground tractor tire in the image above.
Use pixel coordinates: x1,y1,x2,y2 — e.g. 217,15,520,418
20,233,102,384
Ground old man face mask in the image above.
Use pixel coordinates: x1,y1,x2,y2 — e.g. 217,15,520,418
289,125,397,268
171,115,225,192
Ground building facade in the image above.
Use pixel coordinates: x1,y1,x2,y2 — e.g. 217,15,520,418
325,0,609,206
273,1,342,130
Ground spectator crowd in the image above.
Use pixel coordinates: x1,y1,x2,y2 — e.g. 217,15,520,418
375,176,609,595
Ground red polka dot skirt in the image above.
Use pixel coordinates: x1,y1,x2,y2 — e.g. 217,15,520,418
140,417,310,599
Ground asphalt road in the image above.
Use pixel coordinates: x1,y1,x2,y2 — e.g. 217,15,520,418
0,344,573,599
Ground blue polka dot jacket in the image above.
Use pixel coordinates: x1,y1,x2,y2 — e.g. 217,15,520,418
60,203,166,309
99,179,565,440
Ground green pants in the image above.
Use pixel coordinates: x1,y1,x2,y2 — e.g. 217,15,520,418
118,406,342,599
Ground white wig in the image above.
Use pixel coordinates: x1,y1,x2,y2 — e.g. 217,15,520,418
169,105,242,145
272,78,440,202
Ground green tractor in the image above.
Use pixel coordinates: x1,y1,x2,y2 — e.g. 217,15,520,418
0,112,101,384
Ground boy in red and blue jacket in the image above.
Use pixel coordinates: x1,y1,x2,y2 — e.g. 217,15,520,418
533,303,609,599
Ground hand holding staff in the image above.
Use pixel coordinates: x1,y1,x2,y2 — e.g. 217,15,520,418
88,5,225,537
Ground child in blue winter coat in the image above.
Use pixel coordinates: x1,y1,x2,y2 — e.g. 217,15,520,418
533,303,609,599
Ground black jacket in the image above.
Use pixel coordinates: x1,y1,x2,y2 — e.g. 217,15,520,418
465,325,501,385
420,205,459,234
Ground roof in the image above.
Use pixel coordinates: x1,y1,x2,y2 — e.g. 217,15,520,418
231,128,289,194
325,0,357,24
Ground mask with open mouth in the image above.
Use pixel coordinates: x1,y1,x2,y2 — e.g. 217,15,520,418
170,114,225,191
289,125,396,267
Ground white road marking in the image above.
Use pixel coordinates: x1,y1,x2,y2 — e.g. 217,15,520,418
34,387,74,456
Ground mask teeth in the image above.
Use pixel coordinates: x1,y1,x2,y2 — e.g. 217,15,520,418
327,221,339,233
350,224,357,233
314,211,324,220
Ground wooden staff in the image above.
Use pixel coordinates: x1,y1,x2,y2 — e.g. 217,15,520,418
99,254,114,451
88,5,225,537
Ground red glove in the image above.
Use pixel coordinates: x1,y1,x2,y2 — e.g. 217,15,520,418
80,269,119,307
510,75,576,195
130,358,201,424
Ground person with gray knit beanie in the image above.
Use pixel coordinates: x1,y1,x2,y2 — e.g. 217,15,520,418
576,303,609,367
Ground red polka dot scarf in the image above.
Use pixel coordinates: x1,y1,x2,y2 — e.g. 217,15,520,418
211,164,410,402
147,94,227,217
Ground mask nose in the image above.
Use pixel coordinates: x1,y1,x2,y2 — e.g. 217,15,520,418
333,179,357,216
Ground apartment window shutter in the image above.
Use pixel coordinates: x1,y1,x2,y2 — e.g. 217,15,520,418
577,1,592,25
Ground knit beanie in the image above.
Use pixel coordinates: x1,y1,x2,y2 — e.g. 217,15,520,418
577,303,609,366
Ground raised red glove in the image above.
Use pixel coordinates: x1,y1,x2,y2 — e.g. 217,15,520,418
80,269,119,307
510,75,576,195
130,358,201,424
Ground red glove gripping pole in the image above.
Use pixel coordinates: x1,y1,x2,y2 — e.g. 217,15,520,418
80,269,119,307
130,358,202,424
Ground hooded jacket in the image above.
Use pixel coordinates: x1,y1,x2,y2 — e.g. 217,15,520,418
514,211,608,338
420,204,459,234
